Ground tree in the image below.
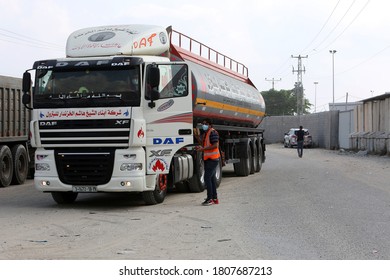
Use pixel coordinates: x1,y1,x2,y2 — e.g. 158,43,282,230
261,88,312,116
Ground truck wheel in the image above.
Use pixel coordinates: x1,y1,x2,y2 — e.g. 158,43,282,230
215,159,222,188
142,174,168,205
255,143,263,173
188,151,205,192
234,142,251,177
51,192,78,204
0,145,13,188
249,141,256,174
11,145,28,185
252,142,260,173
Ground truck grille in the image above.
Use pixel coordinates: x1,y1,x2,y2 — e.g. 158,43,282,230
39,119,131,147
55,149,115,185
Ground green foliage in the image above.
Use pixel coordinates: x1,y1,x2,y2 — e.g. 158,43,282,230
261,89,312,116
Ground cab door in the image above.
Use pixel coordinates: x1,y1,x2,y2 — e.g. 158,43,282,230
143,63,193,175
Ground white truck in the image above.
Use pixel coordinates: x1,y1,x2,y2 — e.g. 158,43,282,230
22,25,266,204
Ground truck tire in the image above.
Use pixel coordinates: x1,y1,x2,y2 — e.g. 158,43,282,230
142,174,168,205
188,151,205,192
11,144,28,185
254,142,263,173
0,145,13,188
251,141,258,174
234,141,251,177
215,159,222,188
51,192,78,204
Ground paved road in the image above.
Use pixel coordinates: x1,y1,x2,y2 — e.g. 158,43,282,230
1,144,390,259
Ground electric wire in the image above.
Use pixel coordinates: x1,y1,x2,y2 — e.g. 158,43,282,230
316,0,371,53
299,0,341,54
0,27,62,51
312,0,356,52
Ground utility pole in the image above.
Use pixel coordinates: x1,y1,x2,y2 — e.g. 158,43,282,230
314,82,318,113
329,50,337,110
265,78,281,90
292,55,308,115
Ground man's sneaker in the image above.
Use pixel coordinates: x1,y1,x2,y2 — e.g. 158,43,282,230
213,199,219,204
202,199,214,206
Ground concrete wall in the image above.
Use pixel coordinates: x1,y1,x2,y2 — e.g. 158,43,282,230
259,110,339,149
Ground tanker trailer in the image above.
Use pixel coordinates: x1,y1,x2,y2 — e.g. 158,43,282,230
169,28,266,192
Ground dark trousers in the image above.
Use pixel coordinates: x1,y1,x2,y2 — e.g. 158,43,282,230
297,140,304,157
204,159,219,200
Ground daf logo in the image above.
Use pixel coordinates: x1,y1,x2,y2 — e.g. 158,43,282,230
115,120,130,125
40,121,57,126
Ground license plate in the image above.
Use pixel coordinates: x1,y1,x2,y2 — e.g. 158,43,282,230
72,186,97,193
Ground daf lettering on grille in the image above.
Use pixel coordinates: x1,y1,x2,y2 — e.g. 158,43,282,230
40,121,57,126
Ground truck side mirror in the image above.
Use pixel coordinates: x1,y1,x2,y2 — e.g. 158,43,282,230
147,66,160,108
148,66,160,88
22,72,31,94
22,72,32,109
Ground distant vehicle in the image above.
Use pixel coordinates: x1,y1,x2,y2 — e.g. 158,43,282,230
284,128,312,148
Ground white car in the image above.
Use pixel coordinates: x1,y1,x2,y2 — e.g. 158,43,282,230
284,128,312,148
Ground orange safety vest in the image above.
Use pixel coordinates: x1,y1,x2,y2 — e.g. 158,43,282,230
203,128,220,160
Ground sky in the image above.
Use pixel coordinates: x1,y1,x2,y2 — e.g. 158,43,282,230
1,0,389,112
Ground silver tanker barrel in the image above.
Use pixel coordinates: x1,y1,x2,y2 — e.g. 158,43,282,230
188,60,266,128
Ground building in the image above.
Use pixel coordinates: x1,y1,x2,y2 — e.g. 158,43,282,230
350,93,390,155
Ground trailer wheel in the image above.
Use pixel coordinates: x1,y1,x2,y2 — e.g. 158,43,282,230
0,145,13,188
51,192,78,204
11,145,28,185
142,174,168,205
188,151,205,192
215,159,222,188
254,143,261,173
234,142,251,177
249,141,256,175
254,142,263,173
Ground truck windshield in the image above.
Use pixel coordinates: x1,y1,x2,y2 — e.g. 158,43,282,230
33,68,140,108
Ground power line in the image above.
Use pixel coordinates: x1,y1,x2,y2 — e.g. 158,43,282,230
337,44,390,75
300,0,341,54
317,0,371,52
312,0,356,52
0,28,62,51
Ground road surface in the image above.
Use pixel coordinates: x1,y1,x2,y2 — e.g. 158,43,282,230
1,144,390,259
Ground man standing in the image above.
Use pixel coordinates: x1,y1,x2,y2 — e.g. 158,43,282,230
196,118,220,206
297,126,305,158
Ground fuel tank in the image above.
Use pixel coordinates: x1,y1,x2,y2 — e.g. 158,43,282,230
188,60,266,128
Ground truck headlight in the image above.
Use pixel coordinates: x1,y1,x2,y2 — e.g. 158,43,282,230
120,163,142,171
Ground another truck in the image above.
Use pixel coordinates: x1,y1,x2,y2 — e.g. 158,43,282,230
22,25,266,204
0,75,31,187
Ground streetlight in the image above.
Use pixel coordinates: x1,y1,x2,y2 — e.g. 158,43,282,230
329,50,337,110
314,82,318,113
